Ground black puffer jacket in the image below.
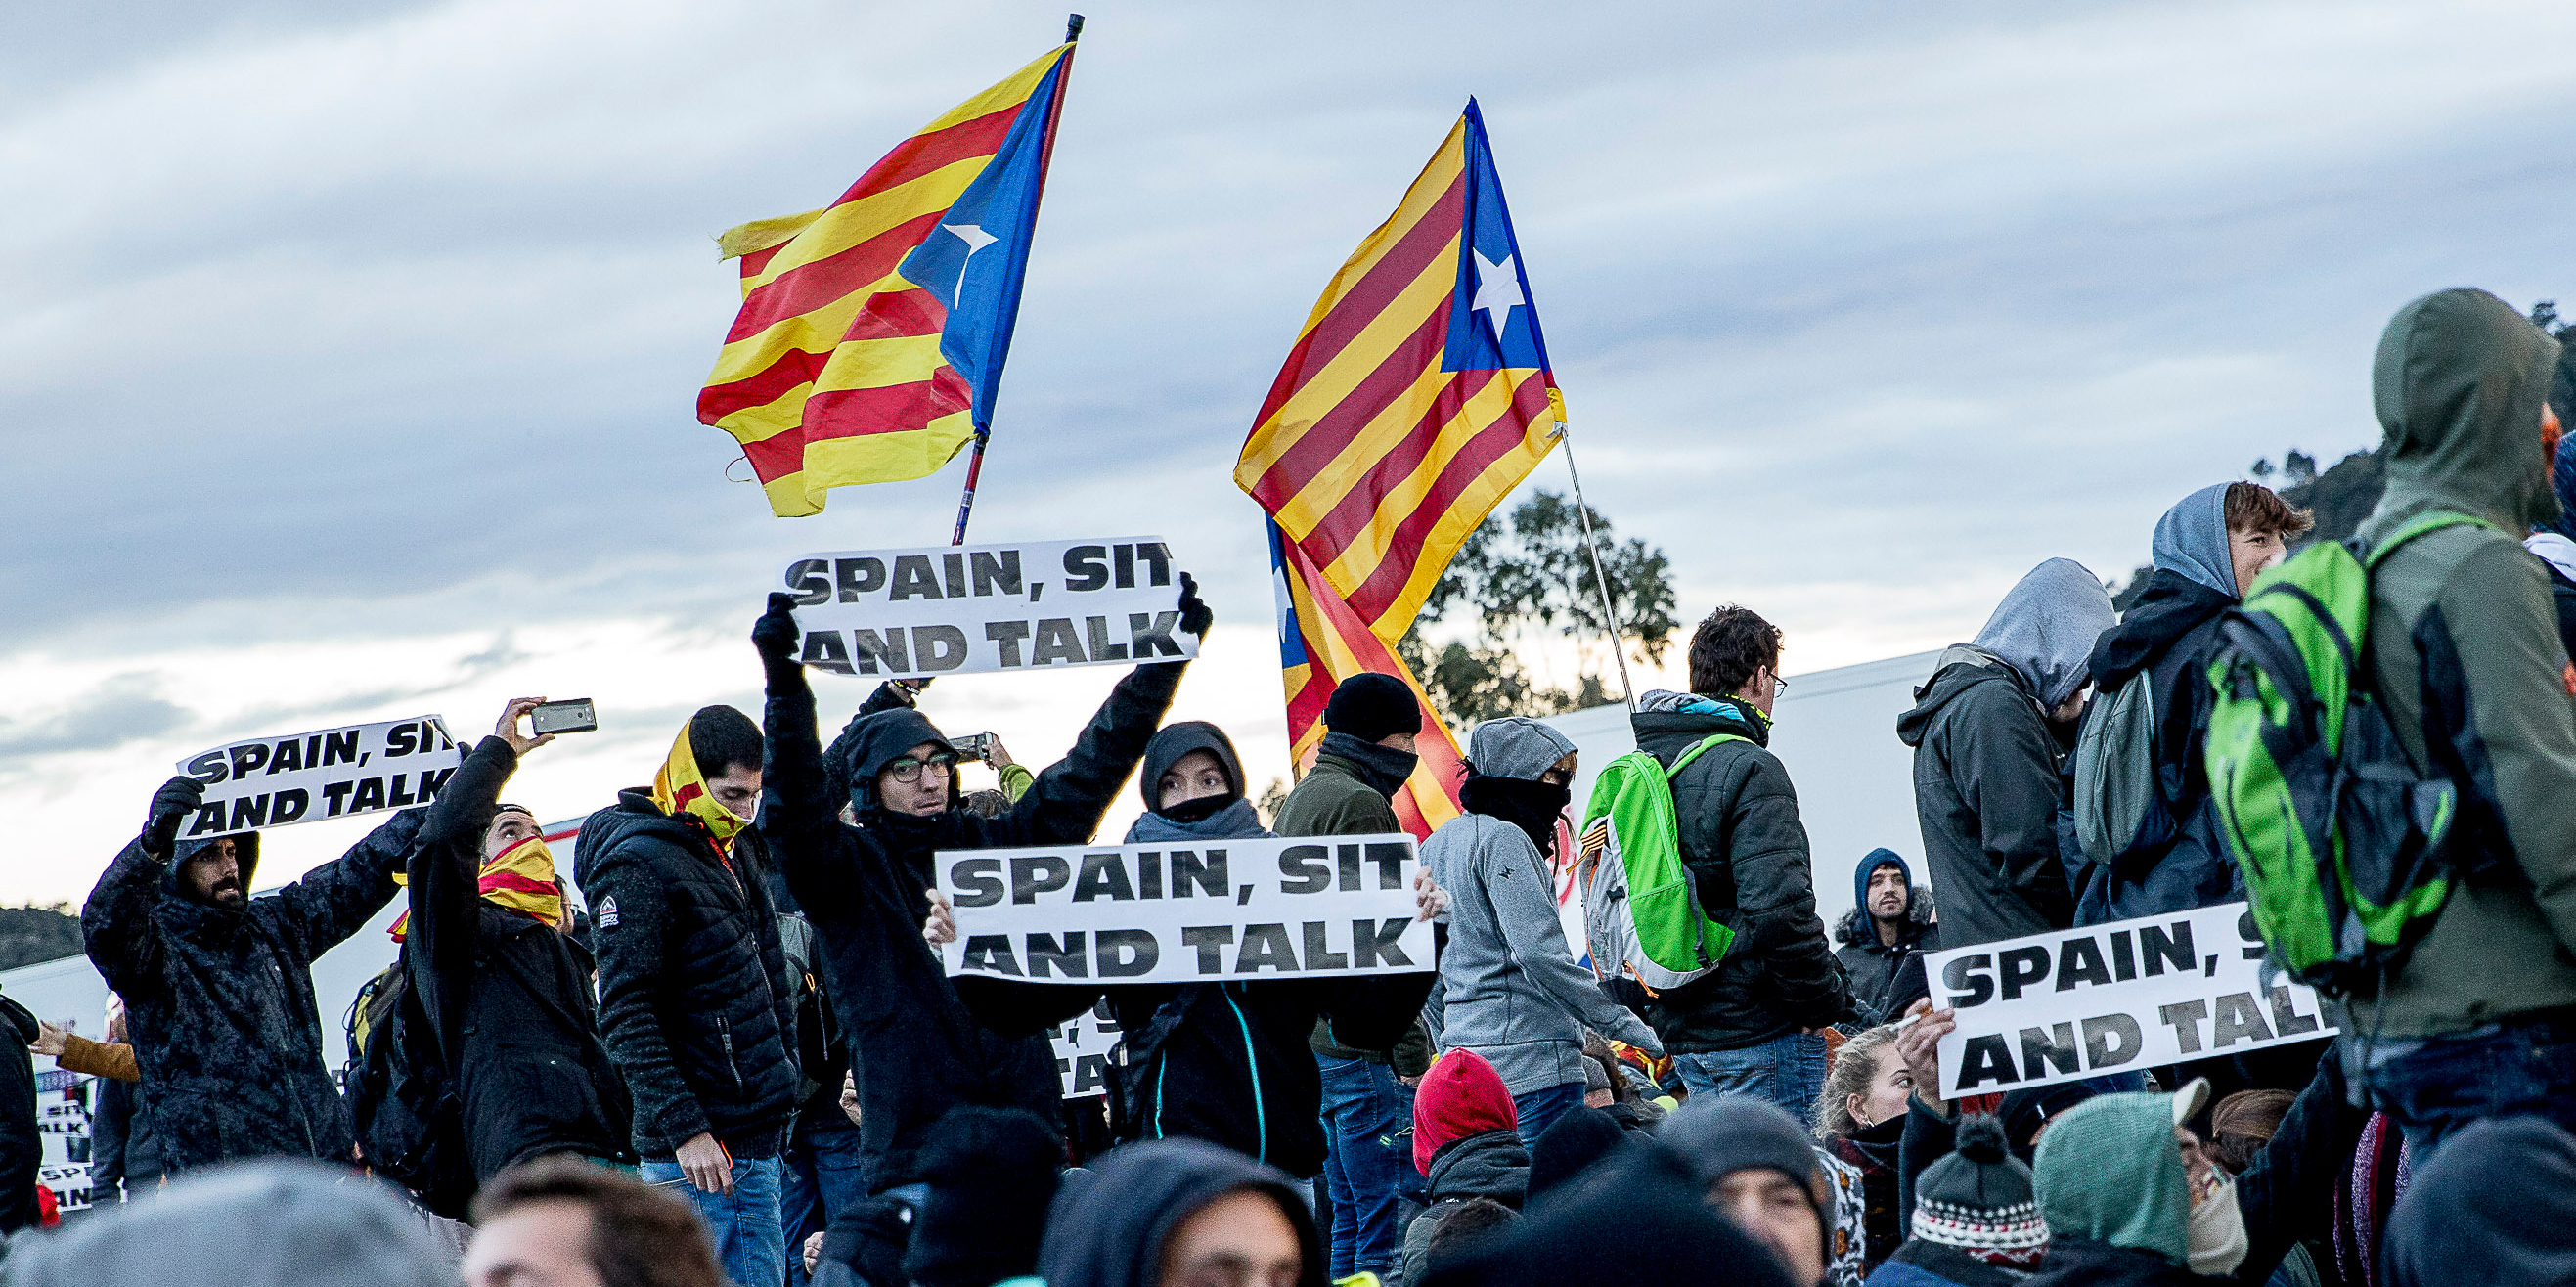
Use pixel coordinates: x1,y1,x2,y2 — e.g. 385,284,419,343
576,792,797,1160
409,737,632,1177
1894,656,2077,951
761,648,1185,1191
82,811,421,1173
1629,696,1851,1052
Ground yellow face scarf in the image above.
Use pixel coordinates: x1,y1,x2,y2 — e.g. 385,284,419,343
389,833,566,941
651,722,749,853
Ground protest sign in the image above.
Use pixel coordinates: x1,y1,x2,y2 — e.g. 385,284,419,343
177,716,462,839
1925,902,2337,1098
935,834,1430,987
1050,998,1124,1099
780,537,1198,680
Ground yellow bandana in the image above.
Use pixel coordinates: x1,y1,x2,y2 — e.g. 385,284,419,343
390,833,566,941
651,722,749,854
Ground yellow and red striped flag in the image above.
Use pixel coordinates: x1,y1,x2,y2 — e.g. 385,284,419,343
700,41,1076,517
1235,100,1565,644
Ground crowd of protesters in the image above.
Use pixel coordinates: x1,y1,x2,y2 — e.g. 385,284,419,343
0,287,2571,1287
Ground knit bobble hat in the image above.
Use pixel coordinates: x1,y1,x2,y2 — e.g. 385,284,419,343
1910,1114,2049,1268
1323,673,1422,742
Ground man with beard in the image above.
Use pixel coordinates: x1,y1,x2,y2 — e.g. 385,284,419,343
1832,850,1936,1028
82,774,423,1173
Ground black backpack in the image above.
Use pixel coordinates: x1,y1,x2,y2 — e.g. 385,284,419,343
342,956,475,1218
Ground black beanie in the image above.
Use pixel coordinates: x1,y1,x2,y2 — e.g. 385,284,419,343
902,1107,1063,1287
1322,673,1421,742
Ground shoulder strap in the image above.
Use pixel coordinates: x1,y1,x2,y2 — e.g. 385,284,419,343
1666,732,1748,779
2364,510,2499,572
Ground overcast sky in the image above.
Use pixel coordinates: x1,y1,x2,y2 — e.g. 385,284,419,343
6,0,2572,908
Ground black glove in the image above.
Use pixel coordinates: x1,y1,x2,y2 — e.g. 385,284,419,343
1177,570,1213,638
753,592,803,666
143,776,203,857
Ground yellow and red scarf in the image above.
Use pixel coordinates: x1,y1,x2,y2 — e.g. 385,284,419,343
389,833,566,941
652,722,749,856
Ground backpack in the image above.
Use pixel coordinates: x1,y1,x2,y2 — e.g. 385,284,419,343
342,957,475,1218
777,912,839,1106
1574,735,1741,992
2071,669,2176,869
2200,510,2489,997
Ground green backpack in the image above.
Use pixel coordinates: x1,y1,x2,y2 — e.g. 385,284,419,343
2200,510,2489,997
1575,735,1740,992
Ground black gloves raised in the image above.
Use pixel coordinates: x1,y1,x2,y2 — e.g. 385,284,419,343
144,775,204,857
753,591,803,667
1177,570,1213,638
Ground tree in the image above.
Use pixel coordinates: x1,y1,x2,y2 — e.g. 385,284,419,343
1395,490,1677,726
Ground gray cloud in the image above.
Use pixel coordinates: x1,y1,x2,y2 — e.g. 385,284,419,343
0,674,191,765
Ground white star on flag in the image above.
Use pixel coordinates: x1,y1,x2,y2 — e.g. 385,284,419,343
945,223,999,293
1471,249,1524,333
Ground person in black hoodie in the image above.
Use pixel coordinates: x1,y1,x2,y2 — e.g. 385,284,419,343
928,720,1441,1180
750,583,1206,1208
1830,849,1936,1028
403,697,633,1185
1039,1136,1326,1287
575,704,798,1287
1624,605,1852,1119
82,773,422,1175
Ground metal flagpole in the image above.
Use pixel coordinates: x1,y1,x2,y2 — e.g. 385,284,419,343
1550,422,1636,711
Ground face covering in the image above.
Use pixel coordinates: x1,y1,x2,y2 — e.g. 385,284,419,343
389,833,566,941
2186,1175,2248,1276
1159,793,1235,824
652,723,748,854
1458,774,1573,859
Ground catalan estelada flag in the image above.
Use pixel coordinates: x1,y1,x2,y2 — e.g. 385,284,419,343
1236,100,1565,643
1270,520,1464,840
699,41,1077,517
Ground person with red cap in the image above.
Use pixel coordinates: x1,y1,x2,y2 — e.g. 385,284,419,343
1400,1050,1530,1287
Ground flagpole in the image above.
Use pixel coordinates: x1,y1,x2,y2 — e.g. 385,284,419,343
949,430,991,545
1549,422,1636,712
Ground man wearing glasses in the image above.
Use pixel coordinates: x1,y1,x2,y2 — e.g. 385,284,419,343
746,580,1213,1242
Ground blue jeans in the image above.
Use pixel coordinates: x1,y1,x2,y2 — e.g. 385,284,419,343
1511,1082,1585,1152
1317,1054,1422,1279
2360,1009,2576,1157
1672,1032,1829,1127
644,1154,785,1287
782,1126,869,1287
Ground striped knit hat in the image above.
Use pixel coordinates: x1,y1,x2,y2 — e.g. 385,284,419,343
1911,1114,2049,1267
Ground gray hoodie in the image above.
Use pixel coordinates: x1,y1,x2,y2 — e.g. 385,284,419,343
1972,557,2118,710
1424,718,1662,1095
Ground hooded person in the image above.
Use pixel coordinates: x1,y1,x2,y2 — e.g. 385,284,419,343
1833,850,1938,1027
1425,718,1665,1146
2336,288,2576,1153
2381,1117,2576,1287
1400,1049,1532,1287
397,698,633,1185
2070,482,2311,924
0,1159,453,1287
574,704,800,1287
1896,558,2116,951
752,584,1211,1207
1659,1094,1842,1287
81,772,426,1175
2023,1091,2208,1286
940,720,1441,1178
1038,1137,1325,1287
1424,1140,1794,1287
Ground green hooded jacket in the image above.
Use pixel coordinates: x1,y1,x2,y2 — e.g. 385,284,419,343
2033,1091,2192,1268
2352,287,2576,1037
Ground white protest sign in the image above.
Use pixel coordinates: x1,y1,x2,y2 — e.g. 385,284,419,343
1051,998,1124,1100
177,716,462,838
781,537,1198,680
1926,902,2337,1099
936,834,1431,987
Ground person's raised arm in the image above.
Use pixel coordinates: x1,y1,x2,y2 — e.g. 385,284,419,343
268,802,428,957
81,777,201,995
409,700,548,1057
752,594,857,913
989,575,1210,847
2226,1054,2367,1284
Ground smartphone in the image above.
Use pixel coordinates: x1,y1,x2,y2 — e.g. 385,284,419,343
530,699,599,735
953,732,996,762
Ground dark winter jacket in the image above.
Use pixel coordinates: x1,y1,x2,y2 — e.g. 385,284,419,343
408,737,631,1177
2020,1238,2219,1287
1628,692,1851,1052
1039,1138,1326,1287
2072,565,2241,922
1896,652,2078,951
575,792,797,1161
1833,850,1939,1028
82,811,422,1173
0,997,34,1233
1400,1128,1532,1287
955,730,1433,1178
1866,1241,2034,1287
761,651,1185,1192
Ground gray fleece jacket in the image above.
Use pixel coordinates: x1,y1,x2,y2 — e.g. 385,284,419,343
1424,718,1662,1094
